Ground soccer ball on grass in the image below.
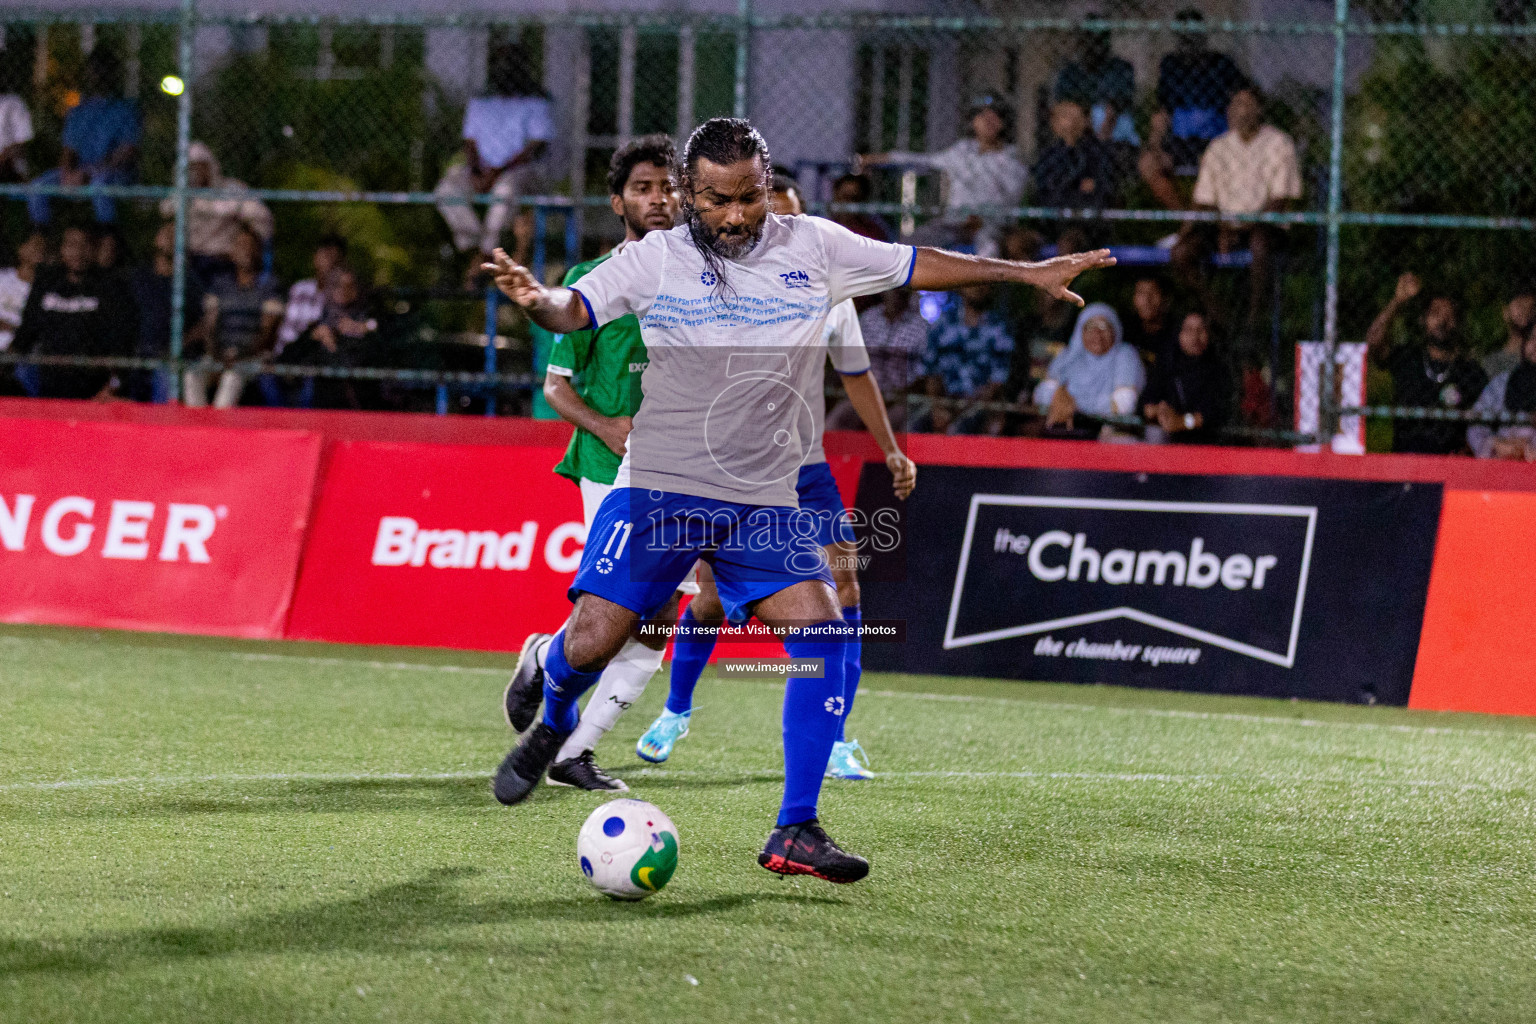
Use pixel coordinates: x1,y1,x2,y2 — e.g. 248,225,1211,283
577,798,680,900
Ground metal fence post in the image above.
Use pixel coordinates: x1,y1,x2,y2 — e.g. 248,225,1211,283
483,282,499,417
1320,0,1350,445
733,0,751,119
167,0,196,402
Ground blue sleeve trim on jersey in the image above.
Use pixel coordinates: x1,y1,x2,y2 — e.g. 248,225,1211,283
837,367,871,376
571,288,598,330
901,246,917,287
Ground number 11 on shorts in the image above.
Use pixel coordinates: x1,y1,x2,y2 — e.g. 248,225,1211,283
604,521,633,560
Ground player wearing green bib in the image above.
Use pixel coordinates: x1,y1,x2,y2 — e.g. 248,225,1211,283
547,250,646,488
518,134,684,792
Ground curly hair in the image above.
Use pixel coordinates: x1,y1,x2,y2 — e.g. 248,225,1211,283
608,134,678,197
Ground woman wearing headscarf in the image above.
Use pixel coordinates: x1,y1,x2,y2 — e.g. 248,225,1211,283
1140,309,1230,443
1032,301,1146,434
1468,323,1536,460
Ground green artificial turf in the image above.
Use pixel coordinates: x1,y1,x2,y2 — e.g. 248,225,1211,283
3,623,1536,1022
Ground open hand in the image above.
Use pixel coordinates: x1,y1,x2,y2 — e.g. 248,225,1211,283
1393,272,1422,305
482,248,547,308
886,451,917,500
1032,249,1116,308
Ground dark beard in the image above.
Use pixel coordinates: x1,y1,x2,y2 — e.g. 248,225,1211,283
689,211,762,260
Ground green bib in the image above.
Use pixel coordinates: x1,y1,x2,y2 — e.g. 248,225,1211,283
547,251,649,485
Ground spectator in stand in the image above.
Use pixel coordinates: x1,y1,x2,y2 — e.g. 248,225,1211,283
0,231,45,354
281,265,380,409
1482,289,1536,380
1033,302,1146,435
1124,274,1179,357
28,50,140,225
1033,99,1121,215
157,141,274,280
435,44,552,273
1175,86,1300,344
11,224,136,399
186,226,282,409
918,283,1015,434
262,234,347,406
827,287,929,430
276,234,347,356
1468,321,1536,460
827,172,890,242
93,224,128,278
859,94,1028,256
0,60,34,184
1366,272,1487,455
129,221,212,404
1054,16,1139,148
1139,9,1246,212
1140,309,1230,443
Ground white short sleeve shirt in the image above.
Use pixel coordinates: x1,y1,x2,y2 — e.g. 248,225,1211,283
0,95,33,154
1192,124,1302,217
462,96,553,169
572,214,912,505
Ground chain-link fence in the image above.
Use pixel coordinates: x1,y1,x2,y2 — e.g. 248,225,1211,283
0,2,1532,451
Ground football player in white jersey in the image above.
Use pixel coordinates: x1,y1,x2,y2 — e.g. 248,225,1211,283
636,173,893,780
487,118,1112,883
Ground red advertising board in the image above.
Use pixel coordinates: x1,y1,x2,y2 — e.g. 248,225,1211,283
1410,489,1536,716
0,416,320,637
286,440,586,650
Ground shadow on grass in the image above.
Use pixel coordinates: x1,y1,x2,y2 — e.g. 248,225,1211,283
0,867,844,976
618,771,785,792
0,776,492,820
2,772,788,820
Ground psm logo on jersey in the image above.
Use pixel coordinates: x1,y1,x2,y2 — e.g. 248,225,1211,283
779,270,811,289
699,270,717,287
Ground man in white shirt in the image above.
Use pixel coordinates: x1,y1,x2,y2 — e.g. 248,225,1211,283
483,116,1113,884
434,45,553,267
860,94,1029,256
1174,86,1301,342
0,88,33,182
635,174,902,785
0,231,45,352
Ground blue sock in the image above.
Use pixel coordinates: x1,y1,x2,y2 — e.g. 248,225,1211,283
540,630,604,733
777,620,852,827
837,605,863,743
665,606,718,715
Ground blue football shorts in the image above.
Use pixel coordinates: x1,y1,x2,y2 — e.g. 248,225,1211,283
795,461,856,548
571,487,835,625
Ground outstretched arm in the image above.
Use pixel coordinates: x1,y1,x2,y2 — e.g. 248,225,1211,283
908,247,1116,308
839,370,916,499
483,248,593,334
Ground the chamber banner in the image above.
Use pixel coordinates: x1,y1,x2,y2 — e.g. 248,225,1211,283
857,464,1443,705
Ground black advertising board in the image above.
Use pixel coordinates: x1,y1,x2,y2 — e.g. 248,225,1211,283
855,464,1443,705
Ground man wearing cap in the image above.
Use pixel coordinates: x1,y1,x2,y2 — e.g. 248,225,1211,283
859,94,1028,257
